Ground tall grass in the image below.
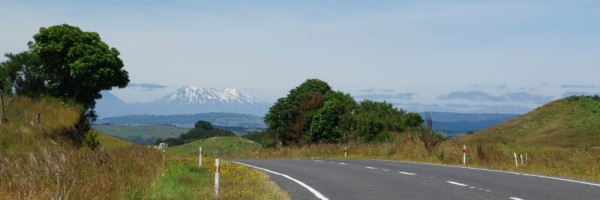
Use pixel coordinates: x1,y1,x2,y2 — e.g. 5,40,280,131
0,96,166,199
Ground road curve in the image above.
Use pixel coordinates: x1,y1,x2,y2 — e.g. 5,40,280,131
232,159,600,200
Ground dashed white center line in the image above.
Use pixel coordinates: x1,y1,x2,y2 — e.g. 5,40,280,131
338,162,347,165
365,167,378,170
509,197,524,200
398,172,417,175
314,160,323,162
446,181,469,187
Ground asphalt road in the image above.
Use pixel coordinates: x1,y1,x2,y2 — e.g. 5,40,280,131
232,159,600,200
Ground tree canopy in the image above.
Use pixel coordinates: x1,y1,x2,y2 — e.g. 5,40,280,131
264,79,422,145
159,120,236,146
28,24,129,111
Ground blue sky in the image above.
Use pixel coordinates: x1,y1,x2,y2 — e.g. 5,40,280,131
2,0,600,113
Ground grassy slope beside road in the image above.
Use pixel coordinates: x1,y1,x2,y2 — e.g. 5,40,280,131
149,136,288,199
0,97,166,199
451,96,600,181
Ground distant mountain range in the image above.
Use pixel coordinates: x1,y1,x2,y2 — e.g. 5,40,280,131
95,86,519,135
95,86,271,117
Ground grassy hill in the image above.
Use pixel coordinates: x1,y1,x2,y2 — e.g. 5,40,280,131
444,96,600,181
166,136,260,157
459,96,600,148
0,97,166,199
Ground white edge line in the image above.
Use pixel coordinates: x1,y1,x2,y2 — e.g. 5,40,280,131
376,159,600,187
365,167,378,169
398,172,416,175
232,161,329,200
446,181,468,187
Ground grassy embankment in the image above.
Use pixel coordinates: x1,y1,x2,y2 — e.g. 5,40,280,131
0,97,166,199
150,136,288,199
0,97,288,199
234,96,600,183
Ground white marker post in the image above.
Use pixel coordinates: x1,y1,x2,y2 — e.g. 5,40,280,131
520,154,524,165
462,145,467,165
344,146,347,158
215,159,220,197
514,153,518,167
198,147,203,167
525,153,528,164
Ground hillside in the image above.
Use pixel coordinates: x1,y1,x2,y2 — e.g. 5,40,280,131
166,137,260,157
0,97,165,199
460,96,600,148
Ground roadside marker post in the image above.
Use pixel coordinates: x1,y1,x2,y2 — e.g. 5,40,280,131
520,154,524,165
514,153,518,167
462,145,467,165
198,147,203,167
215,159,220,197
344,146,347,158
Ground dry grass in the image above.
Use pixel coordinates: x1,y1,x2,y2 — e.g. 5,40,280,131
0,96,166,199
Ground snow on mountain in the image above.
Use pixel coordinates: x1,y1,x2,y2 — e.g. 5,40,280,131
95,86,271,117
156,85,257,104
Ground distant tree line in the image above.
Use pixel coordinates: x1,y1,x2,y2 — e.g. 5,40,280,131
157,120,236,146
255,79,424,147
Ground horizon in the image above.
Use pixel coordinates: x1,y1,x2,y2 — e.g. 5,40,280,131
2,1,600,114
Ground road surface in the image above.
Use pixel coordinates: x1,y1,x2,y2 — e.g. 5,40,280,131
232,159,600,200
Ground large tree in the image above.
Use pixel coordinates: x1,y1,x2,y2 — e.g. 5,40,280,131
29,24,129,112
305,91,357,143
349,100,415,142
264,79,332,145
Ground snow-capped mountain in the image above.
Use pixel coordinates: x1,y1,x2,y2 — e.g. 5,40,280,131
156,86,257,105
95,86,271,118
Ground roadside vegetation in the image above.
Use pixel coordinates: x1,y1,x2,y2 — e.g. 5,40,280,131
150,155,288,199
238,95,600,183
0,97,166,199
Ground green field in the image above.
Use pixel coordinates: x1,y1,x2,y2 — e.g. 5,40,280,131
93,124,190,144
166,136,260,157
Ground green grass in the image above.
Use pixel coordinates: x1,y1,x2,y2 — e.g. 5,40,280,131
463,96,600,148
149,159,213,199
93,124,189,139
167,136,261,157
152,137,288,200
